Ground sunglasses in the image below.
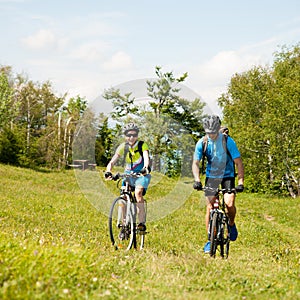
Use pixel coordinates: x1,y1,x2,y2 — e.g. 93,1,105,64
125,133,138,138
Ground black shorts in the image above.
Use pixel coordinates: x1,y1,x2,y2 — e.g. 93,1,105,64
204,177,235,197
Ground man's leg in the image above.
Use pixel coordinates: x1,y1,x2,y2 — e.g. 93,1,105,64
224,193,236,226
135,187,146,224
224,192,238,241
205,197,214,231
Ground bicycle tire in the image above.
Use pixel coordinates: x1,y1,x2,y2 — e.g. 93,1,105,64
224,219,230,258
108,197,134,251
209,212,218,257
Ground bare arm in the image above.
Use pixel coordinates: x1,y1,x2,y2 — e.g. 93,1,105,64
143,150,150,169
234,157,244,185
106,153,120,173
192,159,201,182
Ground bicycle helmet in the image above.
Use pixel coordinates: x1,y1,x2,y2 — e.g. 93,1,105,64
123,122,139,134
202,115,221,134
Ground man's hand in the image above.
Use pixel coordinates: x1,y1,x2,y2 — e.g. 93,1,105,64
235,184,244,192
104,171,113,179
193,181,203,191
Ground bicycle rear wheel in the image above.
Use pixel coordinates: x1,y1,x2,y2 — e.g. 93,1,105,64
108,197,134,251
209,212,218,257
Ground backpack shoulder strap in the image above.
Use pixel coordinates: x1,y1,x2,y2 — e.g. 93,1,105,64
202,135,208,155
136,140,144,156
201,136,208,174
222,134,232,160
222,134,236,177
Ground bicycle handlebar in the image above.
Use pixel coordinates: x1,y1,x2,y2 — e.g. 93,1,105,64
112,172,142,181
202,186,236,194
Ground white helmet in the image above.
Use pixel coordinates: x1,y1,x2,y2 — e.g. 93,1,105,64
202,115,221,133
123,122,139,134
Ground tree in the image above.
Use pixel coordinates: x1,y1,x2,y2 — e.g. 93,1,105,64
264,45,300,197
146,66,204,175
59,96,88,167
101,66,206,176
95,115,114,166
218,44,300,197
218,66,272,192
16,79,65,167
103,88,138,119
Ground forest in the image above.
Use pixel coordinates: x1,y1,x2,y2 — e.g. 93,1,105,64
0,44,299,197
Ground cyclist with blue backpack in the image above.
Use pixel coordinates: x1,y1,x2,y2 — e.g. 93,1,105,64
192,115,244,253
105,123,151,233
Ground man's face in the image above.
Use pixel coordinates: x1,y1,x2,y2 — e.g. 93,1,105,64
208,132,218,140
125,130,138,145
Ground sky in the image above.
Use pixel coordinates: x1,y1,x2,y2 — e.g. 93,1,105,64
1,0,300,114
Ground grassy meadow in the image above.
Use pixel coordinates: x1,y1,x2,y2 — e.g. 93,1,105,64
0,164,299,299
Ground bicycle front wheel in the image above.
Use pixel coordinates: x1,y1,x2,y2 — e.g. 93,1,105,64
108,197,134,251
209,212,218,257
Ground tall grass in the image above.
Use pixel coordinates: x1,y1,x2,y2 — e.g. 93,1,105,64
0,164,299,299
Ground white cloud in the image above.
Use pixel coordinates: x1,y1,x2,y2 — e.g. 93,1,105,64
21,29,56,50
195,50,263,86
186,42,277,114
69,41,110,62
74,20,119,38
102,51,133,71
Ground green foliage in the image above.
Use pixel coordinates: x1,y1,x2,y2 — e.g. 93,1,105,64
0,164,299,299
101,66,205,177
0,68,18,129
72,108,98,163
95,116,114,166
147,66,188,118
0,128,21,165
219,44,300,197
103,88,138,119
0,67,91,169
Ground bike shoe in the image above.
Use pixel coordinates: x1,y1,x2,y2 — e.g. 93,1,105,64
203,241,211,253
229,223,238,241
137,223,146,232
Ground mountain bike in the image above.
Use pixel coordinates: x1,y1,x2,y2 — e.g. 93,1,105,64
108,172,146,251
204,186,235,258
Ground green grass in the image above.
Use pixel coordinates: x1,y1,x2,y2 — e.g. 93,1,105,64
0,164,299,299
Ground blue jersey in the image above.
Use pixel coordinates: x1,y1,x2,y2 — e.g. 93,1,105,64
194,133,240,178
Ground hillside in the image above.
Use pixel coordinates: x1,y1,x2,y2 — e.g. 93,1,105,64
0,164,299,299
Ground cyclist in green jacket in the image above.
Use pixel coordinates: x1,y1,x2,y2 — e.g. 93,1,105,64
105,123,151,232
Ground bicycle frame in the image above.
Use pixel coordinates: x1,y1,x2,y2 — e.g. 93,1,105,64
120,180,138,229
